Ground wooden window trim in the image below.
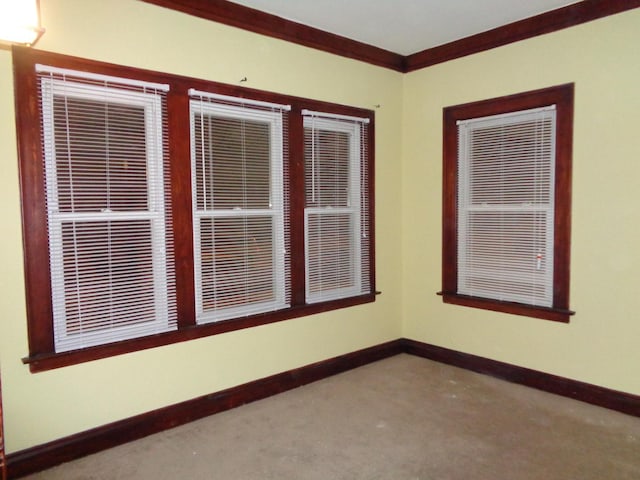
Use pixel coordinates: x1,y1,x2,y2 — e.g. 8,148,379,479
440,84,575,323
13,46,376,372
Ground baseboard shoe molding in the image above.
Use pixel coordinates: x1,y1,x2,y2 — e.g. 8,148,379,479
402,338,640,418
6,339,404,479
7,338,640,478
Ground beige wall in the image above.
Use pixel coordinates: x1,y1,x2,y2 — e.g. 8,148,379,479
402,9,640,394
0,0,403,452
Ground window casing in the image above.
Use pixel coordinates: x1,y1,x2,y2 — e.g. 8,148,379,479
13,48,375,371
440,84,574,322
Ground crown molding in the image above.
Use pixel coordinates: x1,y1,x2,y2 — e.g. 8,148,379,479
405,0,640,72
141,0,640,73
140,0,405,71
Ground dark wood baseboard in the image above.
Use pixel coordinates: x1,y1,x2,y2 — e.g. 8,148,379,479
6,339,403,479
7,338,640,478
402,339,640,418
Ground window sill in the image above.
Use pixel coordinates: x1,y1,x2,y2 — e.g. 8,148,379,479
437,291,574,323
23,293,377,373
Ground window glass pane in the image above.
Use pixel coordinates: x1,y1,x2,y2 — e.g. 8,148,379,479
468,118,554,206
458,212,552,305
60,220,156,334
304,128,350,208
306,212,355,294
194,115,271,210
200,216,275,311
461,210,550,275
53,96,148,212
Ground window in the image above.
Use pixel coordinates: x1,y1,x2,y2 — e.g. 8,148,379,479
303,111,371,303
38,65,176,352
13,48,375,371
440,84,574,322
189,91,290,323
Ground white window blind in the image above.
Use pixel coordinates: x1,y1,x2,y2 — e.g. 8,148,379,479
303,111,371,303
457,106,556,307
38,65,176,352
190,91,290,323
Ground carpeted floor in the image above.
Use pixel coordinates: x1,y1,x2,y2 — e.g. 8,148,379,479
21,354,640,479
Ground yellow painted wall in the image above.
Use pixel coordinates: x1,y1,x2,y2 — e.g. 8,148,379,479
0,0,403,452
402,9,640,394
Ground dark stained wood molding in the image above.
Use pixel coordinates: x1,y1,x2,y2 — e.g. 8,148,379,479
6,340,404,479
404,0,640,72
7,338,640,478
366,117,377,294
12,46,56,356
23,291,377,373
167,85,197,329
288,107,306,306
140,0,640,73
439,292,574,324
140,0,405,72
402,339,640,418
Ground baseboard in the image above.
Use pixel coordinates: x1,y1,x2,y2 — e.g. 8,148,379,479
8,338,640,478
6,339,403,479
402,338,640,418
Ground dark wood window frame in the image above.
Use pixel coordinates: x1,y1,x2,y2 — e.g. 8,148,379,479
440,84,575,323
13,47,376,372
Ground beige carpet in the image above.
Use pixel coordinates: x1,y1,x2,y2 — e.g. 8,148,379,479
22,354,640,479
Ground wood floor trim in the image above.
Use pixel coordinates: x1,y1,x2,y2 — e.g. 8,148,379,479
402,339,640,418
5,340,403,479
6,338,640,478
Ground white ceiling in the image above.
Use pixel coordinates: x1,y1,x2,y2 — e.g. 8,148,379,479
228,0,581,55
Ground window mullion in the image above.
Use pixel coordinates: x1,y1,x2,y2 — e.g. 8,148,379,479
288,109,307,306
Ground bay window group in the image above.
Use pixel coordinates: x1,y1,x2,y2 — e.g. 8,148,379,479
14,48,375,371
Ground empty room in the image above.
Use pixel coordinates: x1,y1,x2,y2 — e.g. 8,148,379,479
0,1,639,478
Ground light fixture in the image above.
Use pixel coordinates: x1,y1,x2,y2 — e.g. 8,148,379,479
0,0,45,46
